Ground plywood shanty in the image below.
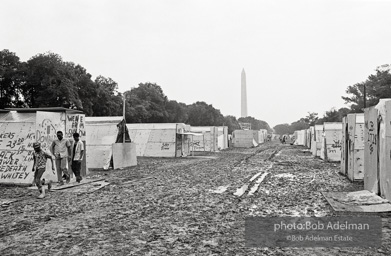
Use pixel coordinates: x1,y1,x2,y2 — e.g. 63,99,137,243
341,117,348,175
310,126,317,156
364,106,379,194
322,122,342,162
376,100,391,201
217,126,228,150
126,123,190,157
343,113,365,181
190,126,220,152
232,130,255,148
0,112,59,185
314,125,323,157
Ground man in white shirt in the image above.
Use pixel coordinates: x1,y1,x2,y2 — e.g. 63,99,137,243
50,131,71,185
71,132,84,183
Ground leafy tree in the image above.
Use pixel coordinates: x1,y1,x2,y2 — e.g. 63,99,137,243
299,112,318,126
223,115,241,134
290,120,309,132
125,83,169,123
92,76,123,116
342,66,391,111
238,116,272,132
273,123,292,135
72,64,98,115
316,107,351,124
23,52,81,108
166,100,188,123
186,101,224,126
0,49,26,108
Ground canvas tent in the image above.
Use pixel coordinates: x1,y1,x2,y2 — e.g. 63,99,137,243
364,99,391,200
126,123,191,157
0,108,84,185
341,113,364,181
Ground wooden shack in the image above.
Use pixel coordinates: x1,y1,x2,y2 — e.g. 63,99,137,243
320,122,342,162
364,99,391,200
232,130,257,147
0,108,85,185
312,125,323,157
341,113,364,181
126,123,191,157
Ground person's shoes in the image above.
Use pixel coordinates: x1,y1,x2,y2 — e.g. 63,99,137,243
58,181,64,186
76,176,82,183
37,187,45,199
66,175,70,184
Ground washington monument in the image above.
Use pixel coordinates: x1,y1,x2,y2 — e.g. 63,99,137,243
241,69,248,117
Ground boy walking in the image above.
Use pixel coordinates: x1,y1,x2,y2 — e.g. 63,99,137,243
32,142,55,199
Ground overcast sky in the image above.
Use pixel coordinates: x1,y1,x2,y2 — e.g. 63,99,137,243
2,0,391,127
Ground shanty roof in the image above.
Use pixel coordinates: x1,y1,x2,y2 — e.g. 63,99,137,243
4,107,83,114
85,116,124,124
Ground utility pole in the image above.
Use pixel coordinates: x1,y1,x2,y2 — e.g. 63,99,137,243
123,95,126,143
363,84,366,109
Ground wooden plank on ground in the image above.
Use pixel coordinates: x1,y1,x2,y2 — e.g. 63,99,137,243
248,173,269,196
322,191,391,212
234,184,249,197
57,180,110,193
50,178,105,190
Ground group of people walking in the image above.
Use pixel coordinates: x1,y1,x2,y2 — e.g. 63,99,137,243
32,131,85,199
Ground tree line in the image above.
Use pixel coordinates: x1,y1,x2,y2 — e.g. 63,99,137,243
273,65,391,135
0,49,272,134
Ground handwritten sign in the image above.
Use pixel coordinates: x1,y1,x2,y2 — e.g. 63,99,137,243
36,111,65,151
0,122,35,184
65,114,86,140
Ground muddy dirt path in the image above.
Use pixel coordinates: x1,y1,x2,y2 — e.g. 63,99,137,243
0,142,390,255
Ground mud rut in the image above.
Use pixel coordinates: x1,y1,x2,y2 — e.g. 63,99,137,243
1,142,391,255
